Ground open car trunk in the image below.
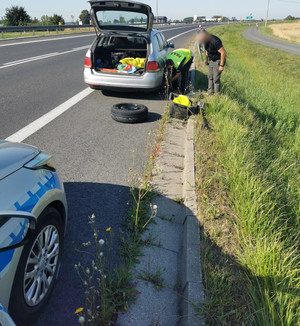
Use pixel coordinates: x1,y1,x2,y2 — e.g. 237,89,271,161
93,34,149,75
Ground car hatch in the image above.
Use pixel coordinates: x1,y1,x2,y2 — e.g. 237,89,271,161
0,141,39,180
89,0,154,35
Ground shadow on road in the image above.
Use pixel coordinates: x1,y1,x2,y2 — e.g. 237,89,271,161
102,90,166,102
35,182,131,326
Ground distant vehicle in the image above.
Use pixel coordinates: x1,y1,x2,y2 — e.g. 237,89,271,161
84,0,174,92
0,141,67,324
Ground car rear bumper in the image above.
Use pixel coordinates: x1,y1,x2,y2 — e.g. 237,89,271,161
84,68,164,92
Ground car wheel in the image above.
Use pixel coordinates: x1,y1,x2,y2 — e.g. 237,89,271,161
111,103,148,123
9,207,64,324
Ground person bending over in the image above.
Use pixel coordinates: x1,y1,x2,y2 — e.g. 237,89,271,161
166,49,194,94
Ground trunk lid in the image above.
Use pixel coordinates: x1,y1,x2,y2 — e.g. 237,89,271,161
0,141,39,180
89,1,154,35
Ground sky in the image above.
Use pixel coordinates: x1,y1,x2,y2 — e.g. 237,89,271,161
0,0,299,22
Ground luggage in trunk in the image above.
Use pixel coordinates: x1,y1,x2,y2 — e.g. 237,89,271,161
93,35,148,74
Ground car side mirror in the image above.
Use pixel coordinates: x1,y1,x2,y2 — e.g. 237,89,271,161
168,42,175,49
0,212,36,252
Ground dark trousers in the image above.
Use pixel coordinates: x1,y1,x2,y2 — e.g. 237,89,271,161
171,58,193,94
180,58,193,94
208,59,222,94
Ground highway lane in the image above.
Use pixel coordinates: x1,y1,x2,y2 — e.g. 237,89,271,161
0,24,198,325
244,27,300,56
0,25,198,140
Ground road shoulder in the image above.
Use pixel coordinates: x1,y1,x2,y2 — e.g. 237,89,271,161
117,117,203,326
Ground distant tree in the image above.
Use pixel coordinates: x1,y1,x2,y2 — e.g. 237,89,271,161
284,15,297,20
71,15,75,25
79,10,91,24
119,16,126,24
113,19,120,24
49,14,65,25
2,6,31,26
41,15,50,25
30,17,40,25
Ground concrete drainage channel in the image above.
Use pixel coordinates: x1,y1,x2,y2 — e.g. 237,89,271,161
117,116,203,326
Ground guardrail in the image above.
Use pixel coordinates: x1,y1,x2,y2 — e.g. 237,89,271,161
0,24,95,39
0,22,174,39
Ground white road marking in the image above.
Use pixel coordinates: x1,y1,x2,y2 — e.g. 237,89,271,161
5,88,94,143
0,33,94,47
167,28,197,41
5,28,197,143
160,25,195,32
0,46,89,69
0,27,195,70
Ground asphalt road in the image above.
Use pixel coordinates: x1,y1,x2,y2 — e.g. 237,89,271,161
0,24,204,325
244,27,300,56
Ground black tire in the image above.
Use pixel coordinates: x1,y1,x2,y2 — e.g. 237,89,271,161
9,207,64,325
111,103,148,123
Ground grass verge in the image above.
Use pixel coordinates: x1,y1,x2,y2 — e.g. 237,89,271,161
194,24,299,325
0,27,93,40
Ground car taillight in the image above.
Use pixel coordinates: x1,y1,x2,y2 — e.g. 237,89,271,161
84,56,92,68
147,61,160,73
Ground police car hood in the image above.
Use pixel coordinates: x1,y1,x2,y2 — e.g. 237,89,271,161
0,141,39,180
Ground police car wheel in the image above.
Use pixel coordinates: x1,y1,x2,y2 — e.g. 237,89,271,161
9,207,64,324
111,103,148,123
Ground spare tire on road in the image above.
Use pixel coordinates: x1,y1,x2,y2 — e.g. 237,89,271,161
111,103,148,123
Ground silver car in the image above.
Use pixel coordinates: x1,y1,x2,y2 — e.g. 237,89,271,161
84,0,174,92
0,141,67,325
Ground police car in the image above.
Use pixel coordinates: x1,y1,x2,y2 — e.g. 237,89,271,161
0,141,67,325
0,302,15,326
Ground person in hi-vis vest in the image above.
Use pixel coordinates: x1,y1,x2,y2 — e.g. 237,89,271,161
166,49,194,94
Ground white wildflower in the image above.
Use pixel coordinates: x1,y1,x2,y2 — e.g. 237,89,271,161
153,205,158,210
99,252,103,257
98,239,105,246
78,316,85,324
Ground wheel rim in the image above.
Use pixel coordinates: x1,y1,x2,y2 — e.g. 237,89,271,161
23,225,60,306
119,104,140,111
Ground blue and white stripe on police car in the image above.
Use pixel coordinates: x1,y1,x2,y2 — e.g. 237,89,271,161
0,302,16,326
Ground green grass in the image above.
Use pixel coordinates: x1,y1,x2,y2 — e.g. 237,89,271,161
194,24,300,325
0,27,94,40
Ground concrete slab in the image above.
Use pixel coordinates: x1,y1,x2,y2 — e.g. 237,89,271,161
117,282,180,326
141,214,183,253
152,196,186,225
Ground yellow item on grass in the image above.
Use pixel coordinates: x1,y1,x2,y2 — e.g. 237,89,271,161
173,95,191,107
120,57,146,69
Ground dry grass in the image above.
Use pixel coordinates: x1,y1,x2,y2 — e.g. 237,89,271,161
270,20,300,43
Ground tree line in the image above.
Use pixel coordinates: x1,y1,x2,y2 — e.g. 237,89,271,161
1,6,91,26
